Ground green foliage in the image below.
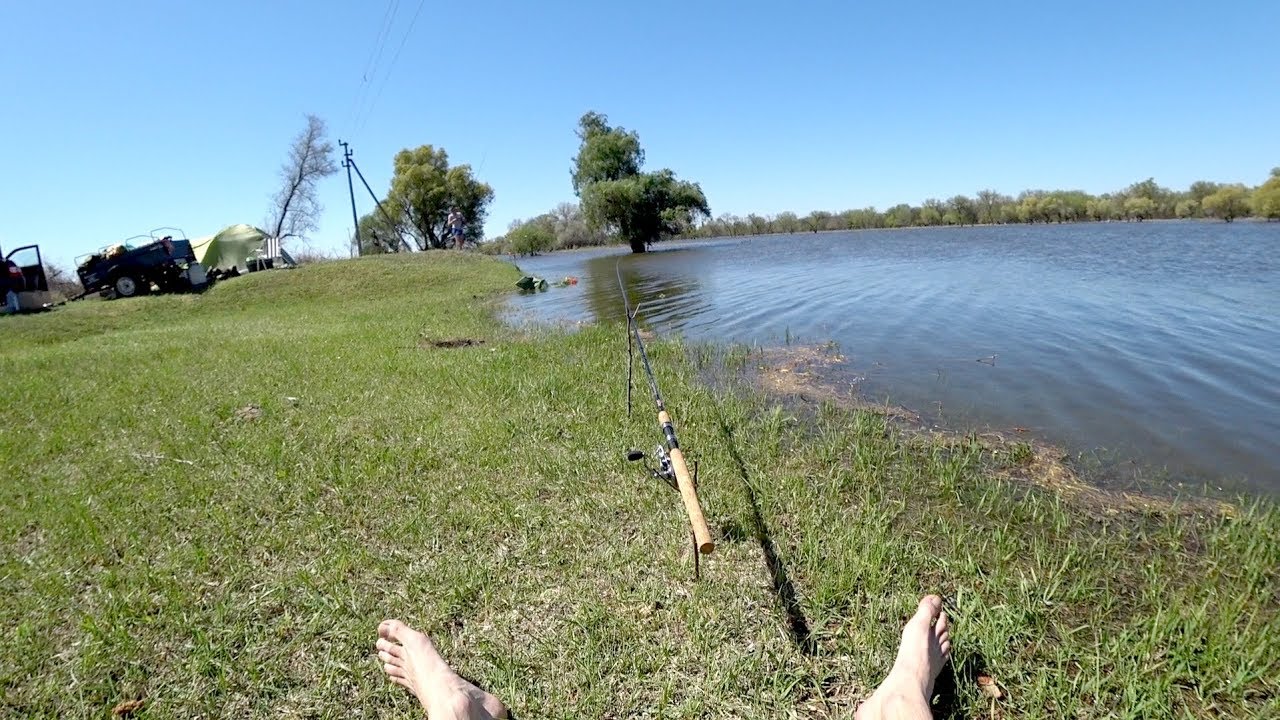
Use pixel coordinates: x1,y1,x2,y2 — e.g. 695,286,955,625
841,207,883,229
946,195,978,226
542,155,1275,248
1012,190,1090,224
1056,190,1091,221
976,189,1012,224
354,205,404,255
492,203,612,254
548,202,609,248
385,145,495,249
1251,173,1280,220
505,218,557,255
1088,196,1122,221
884,204,914,228
773,211,800,233
801,210,832,232
1016,192,1048,223
1188,180,1221,204
572,112,710,252
570,111,643,194
1202,184,1251,222
1124,196,1157,221
1175,199,1199,219
675,170,1279,241
922,198,946,225
1123,177,1177,216
918,205,943,226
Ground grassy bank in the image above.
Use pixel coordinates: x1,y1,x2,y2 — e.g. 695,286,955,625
2,254,1276,718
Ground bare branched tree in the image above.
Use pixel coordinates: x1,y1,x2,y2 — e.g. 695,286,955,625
266,115,338,242
42,263,83,299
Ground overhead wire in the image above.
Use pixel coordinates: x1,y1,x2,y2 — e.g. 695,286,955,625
346,0,401,139
355,0,430,136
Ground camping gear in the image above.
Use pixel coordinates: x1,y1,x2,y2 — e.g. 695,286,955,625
190,224,277,274
516,276,548,291
617,261,715,578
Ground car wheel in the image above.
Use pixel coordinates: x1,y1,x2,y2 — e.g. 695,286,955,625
114,275,140,298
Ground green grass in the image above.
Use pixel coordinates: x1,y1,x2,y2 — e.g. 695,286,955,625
2,253,1277,718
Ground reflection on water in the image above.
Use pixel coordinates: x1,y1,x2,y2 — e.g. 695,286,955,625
506,223,1280,495
582,250,710,327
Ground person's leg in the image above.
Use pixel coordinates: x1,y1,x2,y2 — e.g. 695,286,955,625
377,619,508,719
4,290,19,314
855,595,952,720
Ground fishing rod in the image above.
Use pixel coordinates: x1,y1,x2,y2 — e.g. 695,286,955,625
618,261,715,576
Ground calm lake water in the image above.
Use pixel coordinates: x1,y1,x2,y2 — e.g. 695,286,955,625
505,222,1280,495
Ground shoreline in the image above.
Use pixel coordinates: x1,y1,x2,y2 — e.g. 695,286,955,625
495,215,1275,259
737,342,1241,513
502,304,1271,501
507,223,1278,497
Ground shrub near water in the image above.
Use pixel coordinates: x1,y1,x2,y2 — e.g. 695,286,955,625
1,254,1276,718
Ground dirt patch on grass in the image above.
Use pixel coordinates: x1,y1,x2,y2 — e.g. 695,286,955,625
15,523,44,560
421,337,485,349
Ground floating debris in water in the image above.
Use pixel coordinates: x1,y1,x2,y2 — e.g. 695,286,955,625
516,276,548,291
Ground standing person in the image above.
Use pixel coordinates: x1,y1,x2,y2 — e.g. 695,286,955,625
3,256,23,315
446,207,465,250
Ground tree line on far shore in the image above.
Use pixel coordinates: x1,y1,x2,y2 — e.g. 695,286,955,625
341,106,1278,258
680,171,1279,240
493,169,1280,255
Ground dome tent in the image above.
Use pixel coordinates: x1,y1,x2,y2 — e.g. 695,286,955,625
190,224,277,273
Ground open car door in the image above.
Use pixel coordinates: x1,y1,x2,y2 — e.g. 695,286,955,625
5,245,49,292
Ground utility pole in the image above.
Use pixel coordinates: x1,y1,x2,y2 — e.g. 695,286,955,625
348,156,416,252
340,141,360,254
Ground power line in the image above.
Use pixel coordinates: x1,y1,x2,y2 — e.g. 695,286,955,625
346,0,400,136
355,0,428,137
362,0,400,80
346,0,401,138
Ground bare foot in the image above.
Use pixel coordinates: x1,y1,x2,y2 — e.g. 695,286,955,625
855,595,952,720
377,619,508,719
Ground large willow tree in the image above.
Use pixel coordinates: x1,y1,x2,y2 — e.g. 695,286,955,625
571,112,709,253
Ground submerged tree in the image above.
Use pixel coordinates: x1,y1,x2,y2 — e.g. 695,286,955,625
1202,185,1251,222
1123,196,1156,221
572,112,709,253
1250,168,1280,221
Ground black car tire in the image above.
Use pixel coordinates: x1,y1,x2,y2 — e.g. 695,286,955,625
114,275,142,298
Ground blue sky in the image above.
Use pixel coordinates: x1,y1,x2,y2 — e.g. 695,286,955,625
2,0,1277,267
